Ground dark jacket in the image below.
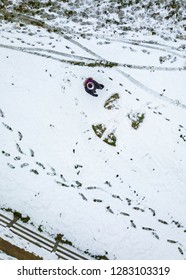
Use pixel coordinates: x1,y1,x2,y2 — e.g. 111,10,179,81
84,78,104,97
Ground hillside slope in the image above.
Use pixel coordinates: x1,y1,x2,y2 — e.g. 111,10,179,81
0,0,186,259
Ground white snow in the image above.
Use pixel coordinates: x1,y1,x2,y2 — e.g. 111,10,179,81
0,250,16,260
0,0,186,260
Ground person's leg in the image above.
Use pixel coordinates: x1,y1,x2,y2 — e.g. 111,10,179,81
99,84,104,89
93,80,104,90
85,86,98,97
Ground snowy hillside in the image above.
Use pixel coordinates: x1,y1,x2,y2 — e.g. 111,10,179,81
0,0,186,259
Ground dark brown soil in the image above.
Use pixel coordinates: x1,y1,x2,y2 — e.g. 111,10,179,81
0,237,42,260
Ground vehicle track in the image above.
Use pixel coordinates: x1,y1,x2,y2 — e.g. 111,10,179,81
117,68,186,109
71,31,186,58
1,42,186,111
1,24,186,259
63,36,186,110
1,42,185,71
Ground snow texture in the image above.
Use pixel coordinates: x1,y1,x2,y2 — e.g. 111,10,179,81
0,0,186,260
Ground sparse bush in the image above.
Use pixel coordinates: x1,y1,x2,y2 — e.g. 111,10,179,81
128,112,145,129
104,93,120,110
103,132,117,146
92,124,106,138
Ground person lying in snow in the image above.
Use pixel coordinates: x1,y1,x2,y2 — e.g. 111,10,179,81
84,77,104,97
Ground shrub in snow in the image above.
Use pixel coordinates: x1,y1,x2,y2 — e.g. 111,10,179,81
104,93,120,110
128,111,145,129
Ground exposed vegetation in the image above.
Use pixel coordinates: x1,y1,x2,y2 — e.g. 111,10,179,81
1,207,30,223
92,124,106,138
104,93,120,110
0,0,185,40
128,112,145,129
92,124,117,147
103,132,117,147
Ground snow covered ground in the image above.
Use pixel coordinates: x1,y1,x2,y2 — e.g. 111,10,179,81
0,0,186,260
0,250,16,260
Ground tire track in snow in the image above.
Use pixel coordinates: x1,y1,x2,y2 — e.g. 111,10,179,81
0,43,97,65
1,30,186,257
103,36,186,59
117,68,186,109
61,37,186,71
2,42,184,71
73,32,186,58
62,37,186,110
2,41,182,117
0,43,97,62
54,39,186,257
76,32,184,51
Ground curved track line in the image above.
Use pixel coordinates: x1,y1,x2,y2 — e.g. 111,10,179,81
1,42,185,109
117,68,186,109
105,37,186,59
73,32,186,58
0,43,96,62
2,43,185,72
1,11,184,58
61,38,186,110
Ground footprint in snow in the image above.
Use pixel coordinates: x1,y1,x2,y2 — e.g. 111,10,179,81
55,180,69,188
142,227,155,231
149,207,156,216
130,220,136,228
93,199,102,203
18,131,23,141
120,212,130,217
112,194,123,201
79,193,87,201
125,198,132,206
133,207,145,213
47,166,56,176
16,143,25,154
158,219,169,225
178,247,184,255
2,122,13,131
0,108,5,118
152,231,159,240
167,239,177,244
20,163,29,168
104,181,112,187
7,163,15,169
30,169,39,175
106,206,114,214
2,151,10,157
36,162,45,169
14,156,21,161
86,186,97,190
172,220,183,228
30,149,35,157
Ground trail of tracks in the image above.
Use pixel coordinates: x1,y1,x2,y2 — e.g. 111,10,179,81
1,40,186,111
95,34,186,59
0,211,91,260
0,12,186,110
1,97,186,260
117,68,186,109
0,42,185,71
63,36,186,111
1,21,186,259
